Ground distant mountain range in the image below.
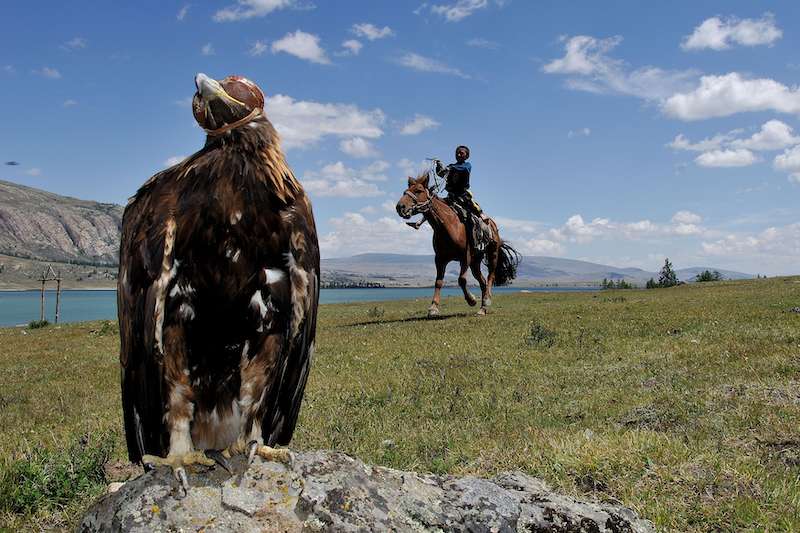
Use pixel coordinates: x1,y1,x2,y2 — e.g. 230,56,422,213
322,253,751,286
0,180,751,288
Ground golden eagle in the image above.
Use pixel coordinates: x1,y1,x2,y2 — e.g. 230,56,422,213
118,73,319,491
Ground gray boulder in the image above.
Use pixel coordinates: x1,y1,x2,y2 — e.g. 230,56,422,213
79,450,655,532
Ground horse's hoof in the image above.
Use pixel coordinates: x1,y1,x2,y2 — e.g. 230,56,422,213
466,294,477,307
428,306,440,318
477,307,488,316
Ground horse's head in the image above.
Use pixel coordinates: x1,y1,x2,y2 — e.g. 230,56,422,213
396,173,432,219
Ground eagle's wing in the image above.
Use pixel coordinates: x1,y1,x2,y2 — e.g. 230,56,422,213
118,171,176,463
265,201,320,446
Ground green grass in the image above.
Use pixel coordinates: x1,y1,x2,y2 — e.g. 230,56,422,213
1,278,800,531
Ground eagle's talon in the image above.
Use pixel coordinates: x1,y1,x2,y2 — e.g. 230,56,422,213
206,449,232,473
140,451,215,496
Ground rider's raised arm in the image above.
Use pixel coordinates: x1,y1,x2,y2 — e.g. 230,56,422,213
435,159,448,177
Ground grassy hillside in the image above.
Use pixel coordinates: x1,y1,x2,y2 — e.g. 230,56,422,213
1,278,799,531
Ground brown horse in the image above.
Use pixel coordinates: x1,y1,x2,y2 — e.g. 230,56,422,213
396,172,520,317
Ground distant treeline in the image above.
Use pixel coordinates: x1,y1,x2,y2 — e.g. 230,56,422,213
321,280,385,289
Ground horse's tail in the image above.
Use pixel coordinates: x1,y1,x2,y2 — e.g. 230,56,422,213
491,241,521,286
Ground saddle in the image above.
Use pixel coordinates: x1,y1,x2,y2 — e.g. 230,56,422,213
447,201,493,253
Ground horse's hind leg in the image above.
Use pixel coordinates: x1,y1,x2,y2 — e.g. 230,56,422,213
428,259,446,317
458,261,477,307
470,261,489,315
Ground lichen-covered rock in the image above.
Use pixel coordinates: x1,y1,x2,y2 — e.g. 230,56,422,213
78,450,655,532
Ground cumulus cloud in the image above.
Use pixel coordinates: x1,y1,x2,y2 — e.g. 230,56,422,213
213,0,295,22
695,148,757,168
731,120,800,151
34,66,61,79
400,114,440,135
301,161,387,198
773,145,800,182
265,94,384,149
701,223,800,259
339,39,363,56
351,23,394,41
396,53,469,78
201,43,215,56
682,13,782,51
177,4,190,20
430,0,488,22
548,212,708,243
339,137,379,158
667,131,741,152
397,158,429,177
271,30,330,65
663,73,800,121
319,212,432,257
495,217,543,234
517,239,566,256
543,35,698,101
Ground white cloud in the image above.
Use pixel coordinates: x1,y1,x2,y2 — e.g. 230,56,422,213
62,99,78,107
265,94,385,149
396,53,469,78
548,212,709,244
397,158,429,177
517,239,566,256
731,120,800,151
495,217,543,234
301,161,387,198
249,40,268,56
400,114,441,135
668,131,739,152
466,38,499,49
339,39,363,56
177,4,190,20
567,127,591,138
695,148,757,168
672,211,702,225
61,37,87,51
164,156,186,167
431,0,488,22
319,212,432,257
213,0,294,22
682,13,782,51
701,223,800,260
773,145,800,182
25,168,42,177
543,35,698,101
340,137,379,158
663,73,800,121
35,66,61,79
201,43,215,56
271,30,330,65
351,23,394,41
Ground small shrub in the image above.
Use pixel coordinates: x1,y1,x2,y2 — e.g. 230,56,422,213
367,306,385,319
0,433,114,515
27,320,49,329
695,270,723,282
526,320,557,348
91,320,118,336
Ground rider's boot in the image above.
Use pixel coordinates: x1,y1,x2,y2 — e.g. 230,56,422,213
407,219,426,230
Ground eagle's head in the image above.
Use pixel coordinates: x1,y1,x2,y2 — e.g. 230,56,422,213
192,73,265,134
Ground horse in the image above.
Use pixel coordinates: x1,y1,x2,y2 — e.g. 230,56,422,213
396,171,520,317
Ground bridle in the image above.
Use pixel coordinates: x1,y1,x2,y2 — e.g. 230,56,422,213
403,188,433,215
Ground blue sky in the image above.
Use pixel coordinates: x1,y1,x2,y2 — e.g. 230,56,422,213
2,1,799,274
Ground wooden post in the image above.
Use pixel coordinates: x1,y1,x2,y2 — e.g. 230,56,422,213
40,278,46,321
55,274,62,324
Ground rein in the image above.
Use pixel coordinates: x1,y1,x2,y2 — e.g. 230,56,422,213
203,107,262,136
404,189,433,215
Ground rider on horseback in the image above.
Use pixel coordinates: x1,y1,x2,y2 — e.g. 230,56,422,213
408,145,491,251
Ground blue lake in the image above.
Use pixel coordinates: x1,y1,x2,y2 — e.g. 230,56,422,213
0,287,597,327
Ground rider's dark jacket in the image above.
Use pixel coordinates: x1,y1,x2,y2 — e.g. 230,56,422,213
435,161,471,196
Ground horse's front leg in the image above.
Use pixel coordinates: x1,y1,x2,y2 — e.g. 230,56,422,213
428,259,447,317
469,261,489,315
459,261,477,307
